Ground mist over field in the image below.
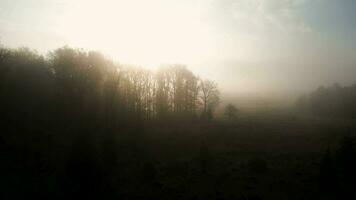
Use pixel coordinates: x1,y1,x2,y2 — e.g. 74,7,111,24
1,0,356,199
2,0,356,98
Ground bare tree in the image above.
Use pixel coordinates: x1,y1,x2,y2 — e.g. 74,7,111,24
199,79,220,119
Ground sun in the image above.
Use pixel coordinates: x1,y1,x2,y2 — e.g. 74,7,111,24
56,0,213,69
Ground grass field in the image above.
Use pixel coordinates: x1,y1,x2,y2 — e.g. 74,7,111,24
106,113,356,199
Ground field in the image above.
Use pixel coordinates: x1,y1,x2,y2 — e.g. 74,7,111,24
105,113,356,199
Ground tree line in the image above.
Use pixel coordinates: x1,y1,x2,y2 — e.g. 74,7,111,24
0,46,220,127
296,83,356,119
0,45,220,198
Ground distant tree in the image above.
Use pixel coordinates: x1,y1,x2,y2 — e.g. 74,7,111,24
224,104,238,120
0,47,11,109
296,83,356,118
199,79,220,119
155,67,172,118
0,45,222,198
0,48,53,127
155,65,199,119
295,95,308,112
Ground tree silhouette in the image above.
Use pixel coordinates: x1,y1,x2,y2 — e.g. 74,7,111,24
224,104,238,120
198,79,220,119
0,45,221,198
296,83,356,119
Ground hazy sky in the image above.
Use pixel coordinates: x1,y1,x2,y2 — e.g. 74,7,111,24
1,0,356,97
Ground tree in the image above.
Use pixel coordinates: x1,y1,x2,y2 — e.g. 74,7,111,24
224,104,238,120
296,83,356,118
155,65,200,119
198,79,220,119
0,47,11,112
0,44,224,198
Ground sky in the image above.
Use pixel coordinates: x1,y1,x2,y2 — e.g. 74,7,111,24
1,0,356,98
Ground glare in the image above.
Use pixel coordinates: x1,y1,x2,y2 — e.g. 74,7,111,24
56,0,213,69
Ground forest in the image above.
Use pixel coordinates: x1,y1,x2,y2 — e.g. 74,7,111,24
0,46,220,123
0,46,221,198
1,46,356,200
296,83,356,119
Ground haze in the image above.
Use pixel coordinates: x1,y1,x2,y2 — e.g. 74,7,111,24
1,0,356,97
3,1,356,199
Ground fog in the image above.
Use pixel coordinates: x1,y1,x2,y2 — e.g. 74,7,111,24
1,0,356,98
2,1,356,199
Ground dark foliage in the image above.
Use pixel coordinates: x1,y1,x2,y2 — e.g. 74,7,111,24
0,46,219,199
224,104,239,120
1,45,356,199
296,83,356,118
